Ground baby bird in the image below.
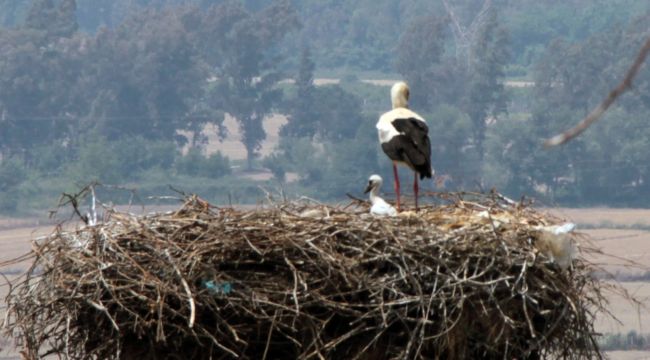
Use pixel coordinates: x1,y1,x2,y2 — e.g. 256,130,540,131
364,175,397,217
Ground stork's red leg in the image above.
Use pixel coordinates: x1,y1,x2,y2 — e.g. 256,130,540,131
414,172,419,211
393,163,401,212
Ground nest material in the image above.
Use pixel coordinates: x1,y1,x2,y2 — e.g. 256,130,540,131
3,194,606,359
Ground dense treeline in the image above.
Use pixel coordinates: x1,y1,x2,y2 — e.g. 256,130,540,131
600,331,650,351
0,0,650,213
0,0,299,211
3,0,648,71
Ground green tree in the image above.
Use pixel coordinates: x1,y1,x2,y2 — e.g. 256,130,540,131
206,0,300,169
0,157,27,212
0,1,28,27
0,28,85,161
310,85,364,141
25,0,78,40
396,8,509,182
174,148,231,179
464,9,509,159
67,135,120,183
80,7,208,144
395,14,450,109
524,16,650,204
428,105,480,189
280,45,317,138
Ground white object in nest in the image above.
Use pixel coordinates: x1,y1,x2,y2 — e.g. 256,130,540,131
476,210,512,228
535,222,576,270
299,207,330,219
364,175,397,217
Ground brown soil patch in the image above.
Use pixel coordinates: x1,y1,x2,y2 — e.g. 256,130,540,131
196,113,287,161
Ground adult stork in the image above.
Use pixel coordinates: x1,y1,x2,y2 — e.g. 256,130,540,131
376,82,432,211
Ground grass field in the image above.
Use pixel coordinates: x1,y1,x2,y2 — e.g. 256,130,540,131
1,208,649,359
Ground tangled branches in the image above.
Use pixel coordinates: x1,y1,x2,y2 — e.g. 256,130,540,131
4,194,606,359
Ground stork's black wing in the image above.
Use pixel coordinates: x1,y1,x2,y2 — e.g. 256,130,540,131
381,118,432,179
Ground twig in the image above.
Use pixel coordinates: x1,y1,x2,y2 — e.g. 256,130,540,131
545,36,650,147
164,250,196,329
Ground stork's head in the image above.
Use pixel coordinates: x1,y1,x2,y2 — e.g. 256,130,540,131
364,174,383,194
391,81,410,109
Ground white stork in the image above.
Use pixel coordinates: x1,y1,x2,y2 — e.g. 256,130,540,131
376,82,432,211
364,175,397,217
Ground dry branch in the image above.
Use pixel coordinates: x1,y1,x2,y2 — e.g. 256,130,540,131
3,194,608,359
544,36,650,147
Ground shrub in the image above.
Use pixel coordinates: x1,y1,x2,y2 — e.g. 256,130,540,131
67,137,120,183
174,149,231,179
203,151,231,178
262,153,286,183
0,158,27,191
0,158,28,213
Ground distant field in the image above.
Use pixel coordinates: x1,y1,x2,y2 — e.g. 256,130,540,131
0,225,51,360
1,207,649,358
552,208,650,228
199,113,287,161
548,208,650,338
597,281,650,334
607,351,650,360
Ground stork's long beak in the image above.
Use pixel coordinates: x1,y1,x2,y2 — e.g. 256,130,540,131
364,182,373,194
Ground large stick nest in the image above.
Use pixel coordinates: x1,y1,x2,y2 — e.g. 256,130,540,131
3,193,606,359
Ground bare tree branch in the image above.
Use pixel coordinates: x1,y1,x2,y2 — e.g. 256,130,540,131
544,36,650,148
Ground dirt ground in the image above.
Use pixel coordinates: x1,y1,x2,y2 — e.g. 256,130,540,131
190,113,287,161
1,208,649,359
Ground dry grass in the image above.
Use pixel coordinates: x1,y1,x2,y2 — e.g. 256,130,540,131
2,194,606,359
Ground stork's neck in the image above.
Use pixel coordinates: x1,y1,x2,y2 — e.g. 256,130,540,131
391,97,408,109
368,187,380,204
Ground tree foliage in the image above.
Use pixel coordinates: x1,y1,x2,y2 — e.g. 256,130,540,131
25,0,78,39
484,12,650,204
1,0,650,211
396,6,509,169
280,46,317,138
203,0,300,169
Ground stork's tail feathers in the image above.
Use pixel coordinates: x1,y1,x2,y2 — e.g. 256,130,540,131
417,165,434,180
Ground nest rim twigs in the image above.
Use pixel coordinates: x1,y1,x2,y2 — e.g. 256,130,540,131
3,192,616,359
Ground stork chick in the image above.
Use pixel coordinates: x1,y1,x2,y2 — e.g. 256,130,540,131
364,175,397,217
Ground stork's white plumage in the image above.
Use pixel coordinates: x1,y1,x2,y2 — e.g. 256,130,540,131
377,82,432,211
364,175,397,217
